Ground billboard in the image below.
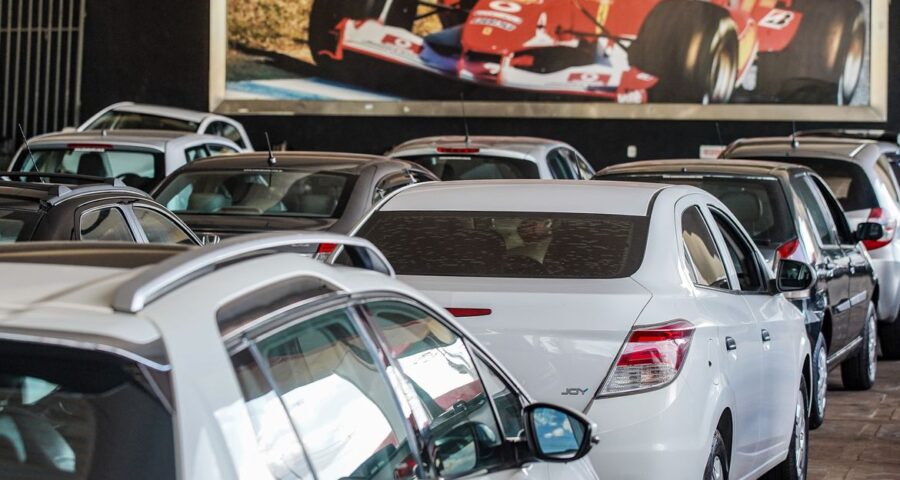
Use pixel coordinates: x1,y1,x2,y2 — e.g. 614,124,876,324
213,0,888,120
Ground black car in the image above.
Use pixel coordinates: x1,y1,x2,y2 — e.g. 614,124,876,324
0,173,199,245
597,159,880,429
151,151,439,240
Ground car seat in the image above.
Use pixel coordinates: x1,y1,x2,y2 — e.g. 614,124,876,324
719,190,765,234
76,152,109,178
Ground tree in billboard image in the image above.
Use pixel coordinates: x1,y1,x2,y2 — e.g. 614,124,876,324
227,0,868,105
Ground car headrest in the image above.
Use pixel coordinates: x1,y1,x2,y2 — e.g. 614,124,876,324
76,152,108,177
297,194,337,216
188,193,230,212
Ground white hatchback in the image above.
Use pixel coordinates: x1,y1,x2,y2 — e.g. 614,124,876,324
0,234,599,480
351,180,814,480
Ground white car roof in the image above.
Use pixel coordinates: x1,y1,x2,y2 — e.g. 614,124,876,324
107,102,215,124
24,129,234,152
389,135,572,158
379,179,668,216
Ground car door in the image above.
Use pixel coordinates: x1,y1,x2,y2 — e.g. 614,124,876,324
359,299,596,480
228,305,421,480
707,205,798,460
809,173,874,340
791,173,853,351
678,199,765,478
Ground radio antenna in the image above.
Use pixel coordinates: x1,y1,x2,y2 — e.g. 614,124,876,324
18,124,43,182
264,132,277,167
791,121,799,149
459,92,471,146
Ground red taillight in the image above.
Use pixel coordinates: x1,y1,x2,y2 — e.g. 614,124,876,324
436,147,480,154
863,207,897,251
66,143,112,151
776,237,800,260
600,320,694,396
317,243,337,255
446,308,492,317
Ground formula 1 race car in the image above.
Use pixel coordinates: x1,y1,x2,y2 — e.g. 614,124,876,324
308,0,866,104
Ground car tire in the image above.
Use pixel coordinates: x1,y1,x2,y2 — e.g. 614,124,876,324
808,333,828,430
308,0,419,70
628,0,739,104
755,0,866,104
763,377,809,480
703,430,729,480
840,301,877,390
878,316,900,360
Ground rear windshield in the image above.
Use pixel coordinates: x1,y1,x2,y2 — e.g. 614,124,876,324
13,148,163,191
155,169,357,218
84,111,198,132
403,155,540,180
602,173,796,247
357,211,649,278
774,158,877,211
0,341,175,479
0,209,39,242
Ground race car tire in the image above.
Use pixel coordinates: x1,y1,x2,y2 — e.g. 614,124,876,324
629,0,739,103
309,0,419,70
755,0,866,104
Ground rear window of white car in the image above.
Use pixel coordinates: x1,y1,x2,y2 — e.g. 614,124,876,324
404,155,540,180
13,148,163,191
357,211,649,278
0,341,175,479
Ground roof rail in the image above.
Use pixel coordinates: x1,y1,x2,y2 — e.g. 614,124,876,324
795,129,900,145
112,231,394,313
2,172,126,186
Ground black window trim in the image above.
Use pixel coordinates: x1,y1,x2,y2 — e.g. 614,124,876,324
680,204,733,293
792,172,842,249
76,203,138,242
804,173,856,248
707,205,770,295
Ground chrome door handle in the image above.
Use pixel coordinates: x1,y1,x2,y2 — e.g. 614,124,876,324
761,329,772,342
725,337,737,351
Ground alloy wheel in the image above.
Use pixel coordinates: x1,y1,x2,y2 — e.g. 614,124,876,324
816,345,828,418
867,309,878,384
794,394,808,479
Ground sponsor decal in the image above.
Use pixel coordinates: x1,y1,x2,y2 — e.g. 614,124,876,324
472,17,517,31
758,9,796,29
472,10,523,24
381,34,423,54
568,72,611,84
488,0,523,13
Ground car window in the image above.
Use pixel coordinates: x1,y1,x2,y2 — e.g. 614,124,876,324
362,300,513,478
206,121,246,148
358,211,650,279
785,157,878,211
237,307,417,480
83,111,198,132
808,175,855,245
208,143,239,155
875,159,900,203
710,209,764,292
792,175,839,246
547,148,578,179
79,207,134,242
681,206,729,289
0,341,176,480
133,207,194,245
573,152,595,180
884,152,900,183
471,353,525,439
404,154,540,180
13,148,163,190
0,209,39,243
374,173,414,203
185,146,211,162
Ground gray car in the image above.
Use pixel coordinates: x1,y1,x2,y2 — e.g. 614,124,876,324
8,130,241,192
722,136,900,360
387,136,595,180
152,151,439,243
597,158,881,429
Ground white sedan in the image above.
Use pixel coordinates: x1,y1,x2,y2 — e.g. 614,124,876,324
350,180,814,480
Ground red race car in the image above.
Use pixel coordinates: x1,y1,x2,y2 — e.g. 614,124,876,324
309,0,866,104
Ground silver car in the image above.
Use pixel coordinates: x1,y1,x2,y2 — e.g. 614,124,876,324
7,130,241,192
387,136,595,180
78,102,253,151
723,135,900,359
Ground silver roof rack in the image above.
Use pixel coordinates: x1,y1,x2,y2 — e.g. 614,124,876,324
112,231,394,313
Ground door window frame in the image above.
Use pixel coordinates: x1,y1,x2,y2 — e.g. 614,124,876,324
792,173,842,248
707,205,770,294
678,201,734,292
75,203,139,242
132,202,200,245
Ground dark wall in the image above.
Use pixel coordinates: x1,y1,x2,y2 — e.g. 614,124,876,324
80,1,898,169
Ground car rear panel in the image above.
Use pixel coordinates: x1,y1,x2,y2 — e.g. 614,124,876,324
399,275,651,411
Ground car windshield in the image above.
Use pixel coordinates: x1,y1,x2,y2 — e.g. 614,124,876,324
602,173,796,247
0,341,175,480
12,147,162,190
357,211,649,278
769,157,877,211
83,111,198,132
403,154,540,180
155,169,356,218
0,209,40,243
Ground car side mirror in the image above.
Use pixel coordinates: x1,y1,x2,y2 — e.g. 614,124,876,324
855,222,884,243
523,403,599,463
774,259,816,293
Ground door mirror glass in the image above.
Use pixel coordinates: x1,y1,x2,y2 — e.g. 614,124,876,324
775,259,816,292
855,221,884,242
523,403,597,462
